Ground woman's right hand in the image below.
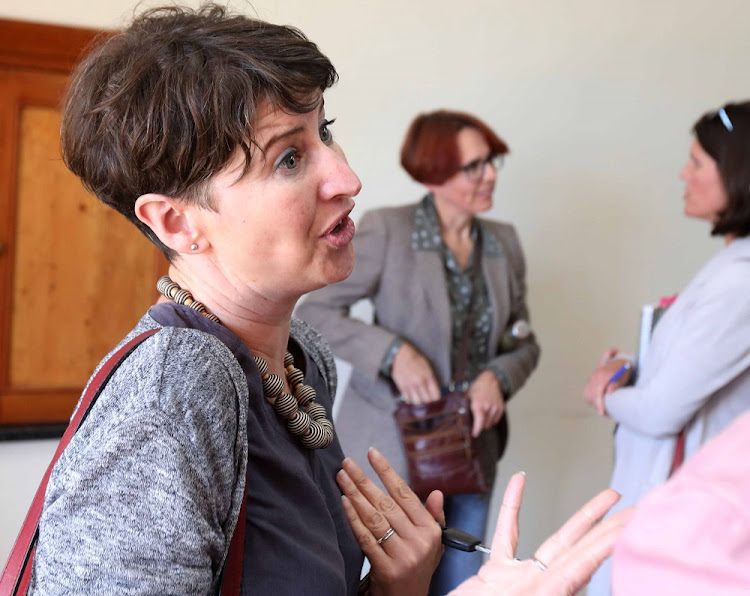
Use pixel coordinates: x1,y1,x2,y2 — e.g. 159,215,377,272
337,448,444,596
583,348,632,416
391,343,441,404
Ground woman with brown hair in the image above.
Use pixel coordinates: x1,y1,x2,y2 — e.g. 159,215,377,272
298,110,540,594
29,5,445,594
583,101,750,594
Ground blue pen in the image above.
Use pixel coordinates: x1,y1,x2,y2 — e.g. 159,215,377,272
608,362,632,384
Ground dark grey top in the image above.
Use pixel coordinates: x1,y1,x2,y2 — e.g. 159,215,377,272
30,302,362,595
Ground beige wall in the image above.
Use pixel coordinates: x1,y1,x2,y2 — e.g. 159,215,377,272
1,0,747,576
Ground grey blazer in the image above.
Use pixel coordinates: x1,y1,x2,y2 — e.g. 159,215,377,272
297,201,540,487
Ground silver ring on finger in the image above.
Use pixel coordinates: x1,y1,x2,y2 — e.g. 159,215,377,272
532,557,547,571
376,527,395,545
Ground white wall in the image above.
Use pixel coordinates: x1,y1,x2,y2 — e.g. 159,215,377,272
2,0,748,574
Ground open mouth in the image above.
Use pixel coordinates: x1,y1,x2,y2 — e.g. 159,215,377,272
324,215,355,248
329,219,344,234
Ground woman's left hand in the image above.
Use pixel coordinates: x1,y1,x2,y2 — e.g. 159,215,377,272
466,370,505,437
450,473,634,595
337,448,444,596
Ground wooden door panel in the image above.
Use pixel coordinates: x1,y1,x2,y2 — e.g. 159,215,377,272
0,67,167,426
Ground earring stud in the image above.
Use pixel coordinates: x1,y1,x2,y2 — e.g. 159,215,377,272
190,243,198,251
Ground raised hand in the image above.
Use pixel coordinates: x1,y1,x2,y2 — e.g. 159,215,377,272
337,448,444,596
450,473,634,595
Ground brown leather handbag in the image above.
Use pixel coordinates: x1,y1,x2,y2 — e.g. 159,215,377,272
394,391,490,499
393,230,491,500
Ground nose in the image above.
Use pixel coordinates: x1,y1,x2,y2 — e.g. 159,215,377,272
679,162,690,181
483,159,498,183
320,147,362,200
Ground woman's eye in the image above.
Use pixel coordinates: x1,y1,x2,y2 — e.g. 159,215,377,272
279,150,299,170
319,118,336,143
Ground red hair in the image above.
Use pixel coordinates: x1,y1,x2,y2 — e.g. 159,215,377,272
400,110,508,185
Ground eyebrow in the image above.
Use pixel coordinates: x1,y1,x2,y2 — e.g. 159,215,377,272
260,99,326,155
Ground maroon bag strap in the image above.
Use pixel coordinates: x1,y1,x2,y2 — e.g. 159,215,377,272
0,329,160,595
220,489,247,596
0,326,247,595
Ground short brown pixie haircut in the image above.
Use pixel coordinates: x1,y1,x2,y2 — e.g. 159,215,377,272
400,110,508,185
693,101,750,238
61,3,337,258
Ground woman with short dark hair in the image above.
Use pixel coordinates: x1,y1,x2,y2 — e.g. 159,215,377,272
583,101,750,595
298,109,540,595
30,5,446,594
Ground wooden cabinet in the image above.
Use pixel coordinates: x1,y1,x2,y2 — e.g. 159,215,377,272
0,19,167,433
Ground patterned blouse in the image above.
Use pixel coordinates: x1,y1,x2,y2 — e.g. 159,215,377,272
381,194,510,394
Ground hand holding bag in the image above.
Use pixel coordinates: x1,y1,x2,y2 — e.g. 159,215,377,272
393,231,491,500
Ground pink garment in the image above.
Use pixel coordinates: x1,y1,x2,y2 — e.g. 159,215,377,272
612,411,750,595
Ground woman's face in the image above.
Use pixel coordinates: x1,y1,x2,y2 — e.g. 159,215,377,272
431,127,498,216
197,97,361,302
679,138,728,222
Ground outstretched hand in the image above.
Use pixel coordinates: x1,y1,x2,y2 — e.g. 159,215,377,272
337,448,444,596
450,473,634,595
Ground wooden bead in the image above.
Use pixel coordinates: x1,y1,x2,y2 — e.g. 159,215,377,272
318,418,334,434
305,402,327,421
273,392,298,418
301,421,329,449
262,373,284,398
295,385,316,406
284,352,295,368
157,276,179,297
287,368,304,388
173,288,192,305
287,410,311,435
204,312,221,324
253,356,269,377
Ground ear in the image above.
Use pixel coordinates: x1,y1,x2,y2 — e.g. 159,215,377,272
135,194,201,254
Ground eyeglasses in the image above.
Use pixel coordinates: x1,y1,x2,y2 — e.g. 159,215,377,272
459,153,504,181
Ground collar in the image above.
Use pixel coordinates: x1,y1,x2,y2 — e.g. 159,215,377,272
410,194,505,257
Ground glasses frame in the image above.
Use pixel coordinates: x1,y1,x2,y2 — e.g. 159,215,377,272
459,153,504,182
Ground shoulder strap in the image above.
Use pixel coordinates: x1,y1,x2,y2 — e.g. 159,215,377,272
0,329,159,595
453,228,483,383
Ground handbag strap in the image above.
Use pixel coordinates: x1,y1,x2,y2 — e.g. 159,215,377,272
453,227,483,384
0,327,247,595
0,328,159,595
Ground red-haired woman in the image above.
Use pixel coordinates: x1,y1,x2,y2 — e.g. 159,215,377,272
298,110,540,594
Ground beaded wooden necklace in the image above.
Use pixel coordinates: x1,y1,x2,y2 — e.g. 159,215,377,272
156,275,334,449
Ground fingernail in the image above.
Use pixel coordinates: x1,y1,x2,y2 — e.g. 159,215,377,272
368,446,381,457
519,470,526,476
